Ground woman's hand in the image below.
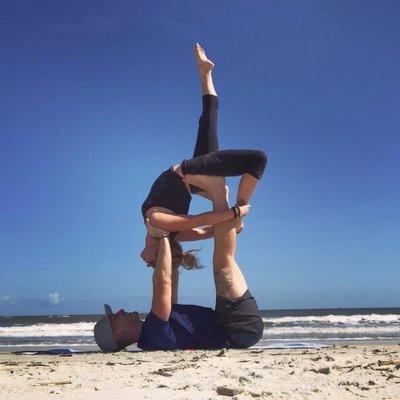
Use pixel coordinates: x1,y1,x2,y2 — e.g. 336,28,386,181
238,204,250,217
146,218,169,238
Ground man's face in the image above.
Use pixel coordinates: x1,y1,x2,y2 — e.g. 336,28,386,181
109,309,140,345
140,235,159,267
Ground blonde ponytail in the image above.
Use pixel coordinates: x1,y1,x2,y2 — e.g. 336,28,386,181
182,250,202,270
169,239,202,270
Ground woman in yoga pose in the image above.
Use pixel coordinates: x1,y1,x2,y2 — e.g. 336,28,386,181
140,43,267,268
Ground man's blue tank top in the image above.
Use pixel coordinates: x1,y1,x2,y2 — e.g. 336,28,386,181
137,303,228,350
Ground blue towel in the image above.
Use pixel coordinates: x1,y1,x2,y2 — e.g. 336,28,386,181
13,348,80,355
261,342,329,349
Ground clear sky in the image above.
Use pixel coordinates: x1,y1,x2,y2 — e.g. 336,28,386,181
1,1,399,315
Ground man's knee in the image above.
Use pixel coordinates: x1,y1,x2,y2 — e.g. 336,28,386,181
213,251,234,268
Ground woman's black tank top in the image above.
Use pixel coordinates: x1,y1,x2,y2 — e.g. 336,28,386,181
141,168,192,223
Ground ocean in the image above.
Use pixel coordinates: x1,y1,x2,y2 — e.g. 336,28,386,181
1,308,399,353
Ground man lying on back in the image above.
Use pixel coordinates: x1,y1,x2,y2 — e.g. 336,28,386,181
94,181,263,351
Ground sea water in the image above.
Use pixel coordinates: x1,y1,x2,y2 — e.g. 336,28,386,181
1,308,399,352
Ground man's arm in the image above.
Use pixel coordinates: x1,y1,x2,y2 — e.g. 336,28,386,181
171,269,179,304
151,237,172,321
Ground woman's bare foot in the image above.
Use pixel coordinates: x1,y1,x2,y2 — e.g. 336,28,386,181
183,174,225,197
235,218,244,234
224,184,230,203
194,43,214,75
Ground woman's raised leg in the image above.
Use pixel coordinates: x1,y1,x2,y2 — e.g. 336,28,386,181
193,43,219,158
180,149,267,205
190,43,219,194
175,44,267,205
195,43,217,98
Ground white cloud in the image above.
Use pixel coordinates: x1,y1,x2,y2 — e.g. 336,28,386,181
0,295,11,304
0,295,18,306
47,292,61,306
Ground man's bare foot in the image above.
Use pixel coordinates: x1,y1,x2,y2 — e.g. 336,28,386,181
194,43,214,75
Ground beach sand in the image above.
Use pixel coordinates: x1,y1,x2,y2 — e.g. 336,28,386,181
1,344,399,399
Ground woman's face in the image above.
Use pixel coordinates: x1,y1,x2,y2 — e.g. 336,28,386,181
140,235,159,267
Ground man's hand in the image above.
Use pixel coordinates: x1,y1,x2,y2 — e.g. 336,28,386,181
146,218,169,238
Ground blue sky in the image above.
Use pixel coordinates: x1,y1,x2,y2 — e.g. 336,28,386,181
1,1,399,315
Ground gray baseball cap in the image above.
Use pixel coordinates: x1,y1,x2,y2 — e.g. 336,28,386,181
93,304,121,352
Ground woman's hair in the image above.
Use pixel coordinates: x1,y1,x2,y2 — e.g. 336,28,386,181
169,239,202,270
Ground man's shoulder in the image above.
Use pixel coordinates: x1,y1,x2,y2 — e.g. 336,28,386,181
143,310,170,326
137,312,174,351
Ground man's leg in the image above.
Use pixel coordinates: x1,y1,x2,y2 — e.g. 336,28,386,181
211,189,248,300
211,187,264,348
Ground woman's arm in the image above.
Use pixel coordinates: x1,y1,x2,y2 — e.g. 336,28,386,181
175,219,244,242
147,204,249,232
175,226,214,242
146,220,213,242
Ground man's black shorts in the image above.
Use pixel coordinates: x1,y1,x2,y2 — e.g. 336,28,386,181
215,289,264,348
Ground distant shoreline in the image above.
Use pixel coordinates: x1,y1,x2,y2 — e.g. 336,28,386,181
1,306,399,319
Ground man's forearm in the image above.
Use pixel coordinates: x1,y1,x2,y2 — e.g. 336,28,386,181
171,269,179,304
151,237,173,320
153,238,172,285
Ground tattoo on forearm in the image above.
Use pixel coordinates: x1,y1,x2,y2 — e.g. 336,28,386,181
214,268,233,297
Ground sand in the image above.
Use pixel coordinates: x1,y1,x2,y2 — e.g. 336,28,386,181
1,344,400,399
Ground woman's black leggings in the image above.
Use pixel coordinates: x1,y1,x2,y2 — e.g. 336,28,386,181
192,94,220,158
184,94,267,183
